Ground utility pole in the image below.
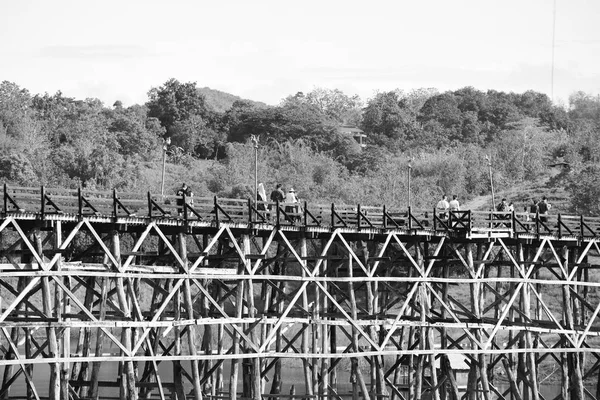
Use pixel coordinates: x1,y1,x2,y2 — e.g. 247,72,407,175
160,137,171,198
250,135,259,202
407,159,413,209
485,154,496,209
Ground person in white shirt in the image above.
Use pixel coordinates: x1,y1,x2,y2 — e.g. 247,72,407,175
284,188,299,222
436,195,450,219
449,195,460,211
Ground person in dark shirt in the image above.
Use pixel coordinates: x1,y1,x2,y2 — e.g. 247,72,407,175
176,183,193,216
270,183,285,204
538,196,551,222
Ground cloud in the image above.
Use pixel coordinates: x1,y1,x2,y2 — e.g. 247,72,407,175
39,44,155,60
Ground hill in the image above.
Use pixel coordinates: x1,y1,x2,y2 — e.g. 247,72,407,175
463,172,571,214
198,87,268,113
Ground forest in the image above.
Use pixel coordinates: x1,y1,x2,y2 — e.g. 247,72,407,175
0,79,599,215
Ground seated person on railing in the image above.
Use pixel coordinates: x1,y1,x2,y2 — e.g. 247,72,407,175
436,195,449,220
176,183,193,216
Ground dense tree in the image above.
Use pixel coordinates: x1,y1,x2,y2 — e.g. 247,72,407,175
0,81,32,137
362,91,418,147
303,87,362,124
567,163,600,215
146,78,208,135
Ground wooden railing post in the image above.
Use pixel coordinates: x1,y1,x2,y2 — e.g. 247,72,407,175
147,192,152,218
112,189,118,220
2,183,7,215
41,185,46,220
535,210,540,236
408,206,412,230
78,187,83,220
182,192,188,223
467,210,472,235
558,213,562,238
331,203,335,228
580,215,584,238
247,198,253,225
214,196,220,228
275,200,280,229
511,210,516,237
383,205,387,229
303,201,308,227
357,204,361,231
433,207,437,231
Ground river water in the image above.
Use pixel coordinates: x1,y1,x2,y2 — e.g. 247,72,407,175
0,361,581,399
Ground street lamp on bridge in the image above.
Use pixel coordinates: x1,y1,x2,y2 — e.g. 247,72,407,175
160,137,171,198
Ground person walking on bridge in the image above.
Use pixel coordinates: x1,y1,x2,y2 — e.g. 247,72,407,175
449,195,460,211
538,196,551,222
436,195,449,220
176,183,193,217
285,188,300,222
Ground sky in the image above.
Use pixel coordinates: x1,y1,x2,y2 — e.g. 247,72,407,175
1,0,599,107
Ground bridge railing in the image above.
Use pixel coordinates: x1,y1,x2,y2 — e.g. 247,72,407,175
2,184,600,239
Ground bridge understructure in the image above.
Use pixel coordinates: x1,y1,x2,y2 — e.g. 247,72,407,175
0,188,599,399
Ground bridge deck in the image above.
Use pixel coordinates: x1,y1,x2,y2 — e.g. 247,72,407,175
0,184,599,399
3,184,600,240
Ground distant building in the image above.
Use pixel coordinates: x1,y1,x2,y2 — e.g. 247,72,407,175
338,125,367,148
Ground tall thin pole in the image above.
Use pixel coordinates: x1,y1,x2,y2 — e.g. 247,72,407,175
251,135,259,202
407,160,413,209
485,155,496,209
551,0,557,102
160,137,171,197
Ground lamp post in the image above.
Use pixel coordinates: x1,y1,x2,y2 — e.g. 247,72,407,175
160,137,171,197
485,154,496,209
407,159,413,209
250,135,259,202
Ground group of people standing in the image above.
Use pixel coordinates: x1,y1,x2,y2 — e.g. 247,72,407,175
435,194,553,222
436,194,461,219
257,183,301,220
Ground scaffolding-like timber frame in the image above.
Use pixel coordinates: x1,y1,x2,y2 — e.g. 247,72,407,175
0,185,599,399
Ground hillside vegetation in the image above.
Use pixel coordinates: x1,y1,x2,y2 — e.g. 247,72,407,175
0,79,599,215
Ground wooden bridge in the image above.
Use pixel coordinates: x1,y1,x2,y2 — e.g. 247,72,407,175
0,184,599,400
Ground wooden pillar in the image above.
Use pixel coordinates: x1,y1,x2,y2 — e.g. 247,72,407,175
179,232,203,400
229,234,245,400
270,242,284,398
363,240,387,400
467,242,490,400
300,237,314,396
518,243,539,400
71,277,94,397
35,229,60,400
414,242,424,400
89,276,108,399
55,221,71,400
348,256,370,399
1,277,26,399
112,231,138,400
562,246,584,400
242,233,262,400
173,280,186,400
312,240,320,397
320,238,329,399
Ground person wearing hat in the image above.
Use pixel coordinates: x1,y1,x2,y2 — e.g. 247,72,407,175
284,187,299,222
